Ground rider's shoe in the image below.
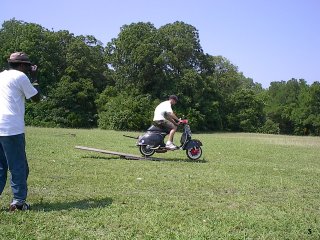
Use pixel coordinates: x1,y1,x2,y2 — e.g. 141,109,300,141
166,142,178,150
9,202,30,212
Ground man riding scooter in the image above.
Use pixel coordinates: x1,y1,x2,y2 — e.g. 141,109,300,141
137,94,203,159
152,95,180,150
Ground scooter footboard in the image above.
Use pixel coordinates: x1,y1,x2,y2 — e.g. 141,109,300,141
183,139,203,150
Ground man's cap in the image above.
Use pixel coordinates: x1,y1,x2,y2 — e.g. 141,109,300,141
7,52,32,64
169,95,178,102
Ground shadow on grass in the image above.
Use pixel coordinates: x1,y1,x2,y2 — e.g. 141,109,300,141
31,197,113,212
81,154,207,163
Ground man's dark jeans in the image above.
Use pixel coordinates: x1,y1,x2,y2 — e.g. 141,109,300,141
0,134,29,204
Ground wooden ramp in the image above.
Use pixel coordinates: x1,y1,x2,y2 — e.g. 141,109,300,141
75,146,162,161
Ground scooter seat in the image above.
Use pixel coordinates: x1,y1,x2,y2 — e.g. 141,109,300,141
147,125,167,133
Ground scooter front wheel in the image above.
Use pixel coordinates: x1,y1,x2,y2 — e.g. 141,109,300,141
139,145,155,157
186,146,202,160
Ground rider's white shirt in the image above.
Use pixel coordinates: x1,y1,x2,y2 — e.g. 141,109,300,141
0,69,38,136
153,100,173,121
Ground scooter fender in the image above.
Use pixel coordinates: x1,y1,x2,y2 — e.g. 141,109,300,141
137,132,164,147
183,139,203,150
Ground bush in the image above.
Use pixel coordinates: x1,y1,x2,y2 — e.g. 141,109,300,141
97,90,156,130
259,119,280,134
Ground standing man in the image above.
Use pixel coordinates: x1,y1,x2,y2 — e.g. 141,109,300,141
153,95,180,149
0,52,40,211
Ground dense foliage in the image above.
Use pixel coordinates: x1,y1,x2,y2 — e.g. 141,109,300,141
0,19,319,135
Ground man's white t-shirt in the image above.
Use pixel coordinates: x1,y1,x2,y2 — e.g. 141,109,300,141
153,100,173,121
0,69,38,136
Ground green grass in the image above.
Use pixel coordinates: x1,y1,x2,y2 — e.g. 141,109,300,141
1,127,319,239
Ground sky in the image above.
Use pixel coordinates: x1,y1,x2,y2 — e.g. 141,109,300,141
2,0,320,88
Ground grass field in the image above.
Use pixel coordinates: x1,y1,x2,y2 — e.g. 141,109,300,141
0,127,319,239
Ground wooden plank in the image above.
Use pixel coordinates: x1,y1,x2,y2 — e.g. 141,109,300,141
75,146,162,161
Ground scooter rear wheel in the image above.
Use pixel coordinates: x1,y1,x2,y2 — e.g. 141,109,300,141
186,146,202,160
139,145,155,157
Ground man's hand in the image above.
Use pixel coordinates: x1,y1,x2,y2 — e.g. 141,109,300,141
31,65,37,72
172,118,181,126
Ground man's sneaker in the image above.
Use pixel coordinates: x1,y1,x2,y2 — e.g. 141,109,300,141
166,142,178,150
9,202,30,212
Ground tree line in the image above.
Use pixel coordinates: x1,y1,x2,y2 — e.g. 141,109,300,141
1,19,319,135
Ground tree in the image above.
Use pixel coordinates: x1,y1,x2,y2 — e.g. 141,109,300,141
101,21,216,130
302,82,320,135
8,19,312,134
226,89,265,132
105,22,163,95
265,79,309,135
0,20,110,128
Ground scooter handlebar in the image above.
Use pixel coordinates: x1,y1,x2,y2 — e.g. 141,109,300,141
179,119,188,124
